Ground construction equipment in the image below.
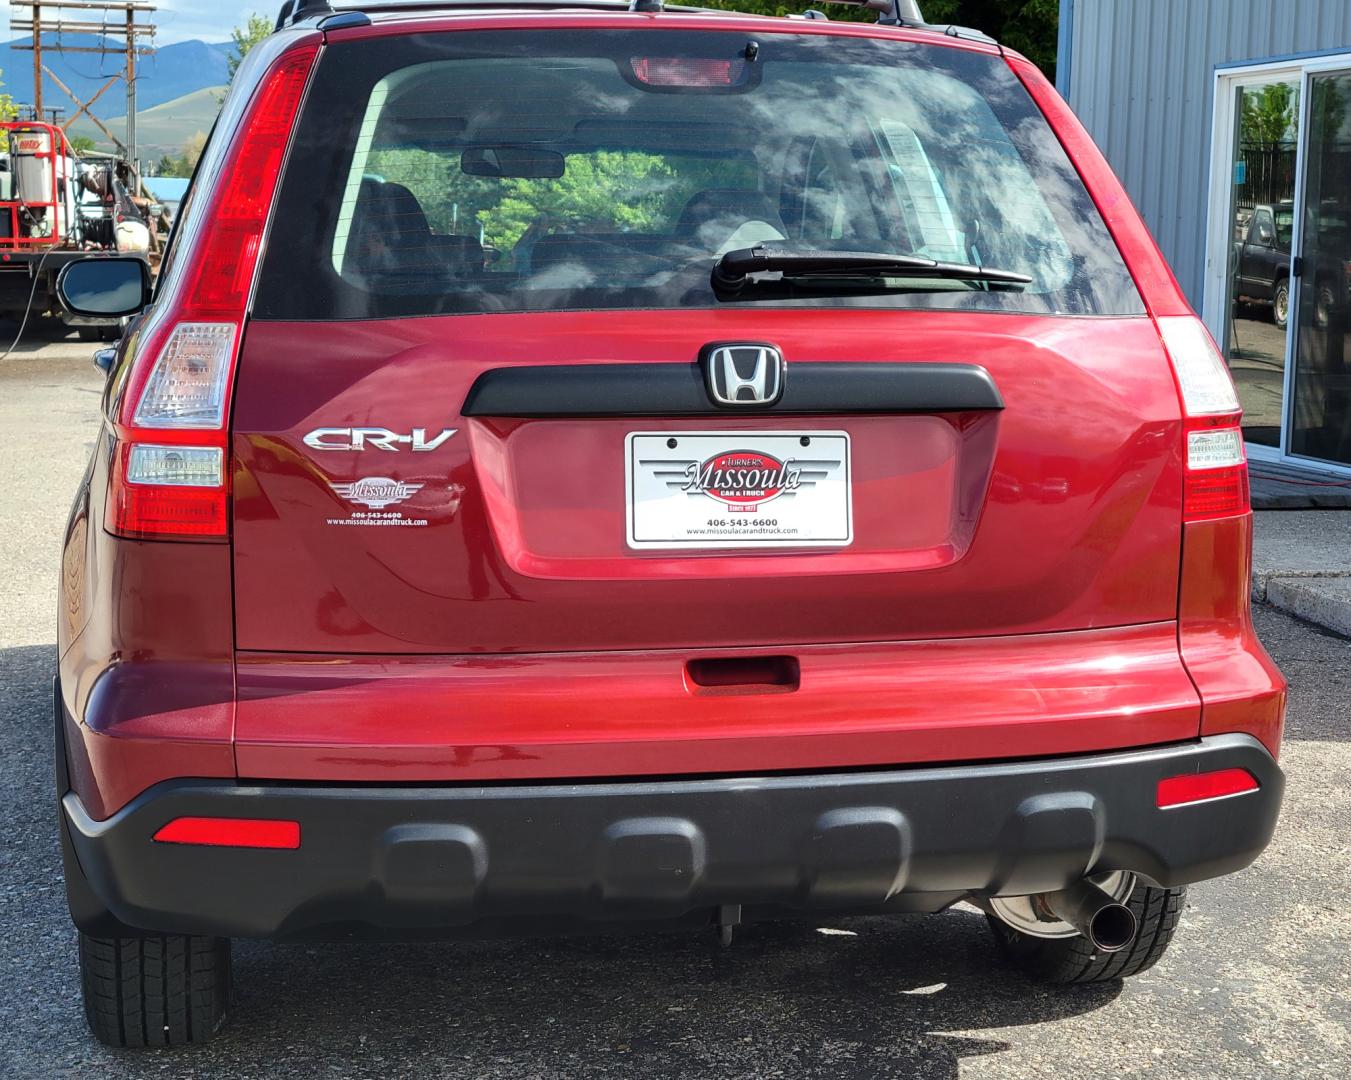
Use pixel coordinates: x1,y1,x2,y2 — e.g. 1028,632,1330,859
0,120,150,338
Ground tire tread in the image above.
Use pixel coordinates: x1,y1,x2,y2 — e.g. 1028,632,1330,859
79,932,230,1047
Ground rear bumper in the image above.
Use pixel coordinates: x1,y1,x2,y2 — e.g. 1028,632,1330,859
63,734,1283,940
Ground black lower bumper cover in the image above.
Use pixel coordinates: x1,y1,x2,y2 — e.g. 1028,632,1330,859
63,735,1282,940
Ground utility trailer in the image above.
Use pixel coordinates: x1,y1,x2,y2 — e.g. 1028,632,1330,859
0,121,151,340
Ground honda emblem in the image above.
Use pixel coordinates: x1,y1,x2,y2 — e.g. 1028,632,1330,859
701,344,785,407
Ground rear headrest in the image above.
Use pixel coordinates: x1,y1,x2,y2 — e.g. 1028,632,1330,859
675,188,786,247
353,179,432,246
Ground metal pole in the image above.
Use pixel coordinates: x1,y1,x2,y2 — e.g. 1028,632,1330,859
32,3,42,115
125,5,137,177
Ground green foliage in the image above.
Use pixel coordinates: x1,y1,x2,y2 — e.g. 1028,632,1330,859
69,134,97,153
228,13,274,81
0,67,18,153
1241,83,1297,147
691,0,1060,80
366,147,755,257
153,131,208,178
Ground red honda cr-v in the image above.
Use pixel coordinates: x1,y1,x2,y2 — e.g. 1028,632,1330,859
54,0,1286,1048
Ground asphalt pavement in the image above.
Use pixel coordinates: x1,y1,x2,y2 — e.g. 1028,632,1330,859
1,327,1349,1079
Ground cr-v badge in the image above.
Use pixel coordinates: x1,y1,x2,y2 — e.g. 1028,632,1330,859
303,426,458,452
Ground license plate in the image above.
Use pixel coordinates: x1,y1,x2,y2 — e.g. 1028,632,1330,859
626,431,852,550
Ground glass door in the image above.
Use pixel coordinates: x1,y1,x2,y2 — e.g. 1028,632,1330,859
1221,78,1301,448
1289,70,1351,468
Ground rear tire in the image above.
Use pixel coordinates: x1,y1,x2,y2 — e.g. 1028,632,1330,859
79,933,231,1047
76,326,102,342
1273,279,1290,330
986,883,1185,984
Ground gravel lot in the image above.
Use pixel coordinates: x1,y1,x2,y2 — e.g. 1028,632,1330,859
1,331,1348,1079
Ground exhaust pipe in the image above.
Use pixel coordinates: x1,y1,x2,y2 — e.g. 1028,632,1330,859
1040,879,1138,953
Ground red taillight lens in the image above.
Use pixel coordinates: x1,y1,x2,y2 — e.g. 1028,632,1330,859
109,44,318,542
153,816,301,849
177,45,317,320
631,56,745,87
1157,768,1259,809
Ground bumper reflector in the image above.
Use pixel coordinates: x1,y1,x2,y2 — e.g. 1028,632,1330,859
153,816,301,849
1157,768,1259,809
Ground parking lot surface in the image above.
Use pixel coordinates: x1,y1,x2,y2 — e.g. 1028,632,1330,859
1,330,1348,1079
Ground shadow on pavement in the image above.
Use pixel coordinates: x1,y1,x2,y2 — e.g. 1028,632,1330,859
0,317,84,356
215,915,1119,1078
3,642,1120,1079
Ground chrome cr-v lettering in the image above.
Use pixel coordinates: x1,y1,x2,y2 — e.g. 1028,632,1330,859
302,427,459,452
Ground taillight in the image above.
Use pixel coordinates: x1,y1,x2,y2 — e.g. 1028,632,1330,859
1157,316,1250,522
107,44,318,542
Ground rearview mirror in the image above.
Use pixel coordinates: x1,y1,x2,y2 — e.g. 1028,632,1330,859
56,257,151,318
461,146,565,179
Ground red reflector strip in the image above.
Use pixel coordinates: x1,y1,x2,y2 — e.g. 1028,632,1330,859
153,817,301,849
1156,768,1259,809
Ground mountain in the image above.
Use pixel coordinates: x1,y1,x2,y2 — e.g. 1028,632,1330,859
67,86,227,159
0,35,230,119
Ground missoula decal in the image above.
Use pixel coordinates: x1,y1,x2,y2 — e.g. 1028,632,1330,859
681,450,803,512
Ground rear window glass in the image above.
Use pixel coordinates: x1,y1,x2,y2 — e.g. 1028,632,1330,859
255,29,1143,319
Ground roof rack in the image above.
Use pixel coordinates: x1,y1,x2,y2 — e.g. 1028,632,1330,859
278,0,657,23
274,0,994,40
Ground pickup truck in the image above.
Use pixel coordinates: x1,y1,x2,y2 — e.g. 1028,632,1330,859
1233,200,1349,332
1232,202,1295,329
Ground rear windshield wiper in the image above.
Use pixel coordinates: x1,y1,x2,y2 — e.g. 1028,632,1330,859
712,245,1033,293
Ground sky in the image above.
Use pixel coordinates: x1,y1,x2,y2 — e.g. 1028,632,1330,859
6,1,263,46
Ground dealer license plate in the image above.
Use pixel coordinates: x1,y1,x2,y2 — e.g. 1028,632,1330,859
626,431,852,550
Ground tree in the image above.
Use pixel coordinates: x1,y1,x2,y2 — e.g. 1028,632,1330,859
693,0,1060,80
153,131,209,178
69,134,97,153
1241,82,1297,148
0,68,18,152
228,13,273,81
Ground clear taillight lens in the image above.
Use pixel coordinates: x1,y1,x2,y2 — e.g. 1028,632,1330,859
126,444,224,487
131,323,237,428
1157,316,1240,416
1186,427,1245,470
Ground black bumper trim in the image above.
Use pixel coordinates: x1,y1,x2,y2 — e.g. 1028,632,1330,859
63,735,1283,940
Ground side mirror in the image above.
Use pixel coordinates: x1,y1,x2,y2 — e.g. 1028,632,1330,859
56,257,151,319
